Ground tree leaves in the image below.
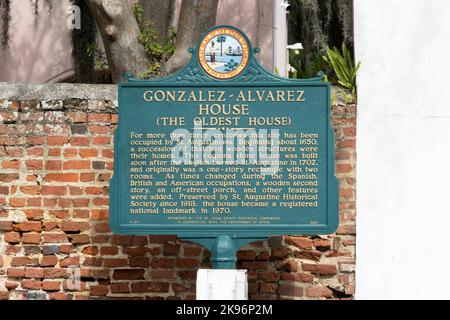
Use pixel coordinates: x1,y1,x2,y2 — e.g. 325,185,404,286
323,42,360,96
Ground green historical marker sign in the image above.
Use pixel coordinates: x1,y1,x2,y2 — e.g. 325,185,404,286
110,26,338,268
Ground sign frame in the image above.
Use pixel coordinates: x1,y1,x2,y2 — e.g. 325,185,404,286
110,25,339,267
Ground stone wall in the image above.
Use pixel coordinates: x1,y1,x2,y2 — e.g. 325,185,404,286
0,83,355,300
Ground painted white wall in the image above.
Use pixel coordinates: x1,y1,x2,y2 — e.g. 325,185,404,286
355,0,450,299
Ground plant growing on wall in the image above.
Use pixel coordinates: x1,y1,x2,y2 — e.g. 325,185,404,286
323,42,360,97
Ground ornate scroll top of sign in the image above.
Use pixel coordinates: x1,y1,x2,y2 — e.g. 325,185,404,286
112,26,338,269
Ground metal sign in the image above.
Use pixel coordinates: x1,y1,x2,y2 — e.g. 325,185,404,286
110,26,338,268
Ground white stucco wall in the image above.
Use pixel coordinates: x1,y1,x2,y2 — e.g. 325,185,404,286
355,0,450,299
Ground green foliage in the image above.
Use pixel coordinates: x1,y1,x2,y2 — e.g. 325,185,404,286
133,2,144,24
86,43,109,73
289,50,329,79
133,3,176,79
323,42,360,96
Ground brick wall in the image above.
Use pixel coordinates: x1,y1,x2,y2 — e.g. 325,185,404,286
0,84,356,300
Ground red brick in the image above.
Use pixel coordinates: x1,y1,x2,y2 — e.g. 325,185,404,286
258,271,280,282
337,139,356,148
9,197,26,207
27,136,46,145
41,256,58,267
73,198,89,207
91,209,108,220
88,114,111,123
44,173,78,182
70,234,90,244
176,258,199,268
59,257,80,267
286,236,314,249
302,263,337,275
14,221,41,232
7,268,25,277
26,197,41,206
26,147,44,156
4,232,21,243
19,186,40,195
101,149,114,158
63,148,78,157
42,281,61,291
129,257,150,268
100,246,119,255
337,225,356,235
103,258,128,268
22,233,41,244
278,284,303,297
11,257,39,267
111,283,130,294
183,246,202,257
63,160,91,170
80,173,95,182
47,136,69,146
5,281,19,290
41,186,67,195
43,221,61,231
148,235,176,244
43,233,69,243
306,286,333,298
237,250,256,260
61,221,90,232
0,173,19,182
0,186,8,194
92,136,111,145
82,246,98,256
22,279,41,290
0,221,13,231
48,148,61,156
113,269,145,280
45,160,62,170
79,149,98,158
25,268,45,278
25,160,43,170
68,112,87,123
70,137,90,146
121,247,144,257
49,292,70,300
44,268,69,279
94,222,110,233
2,159,20,169
260,283,278,294
89,125,110,134
90,285,109,296
151,258,176,269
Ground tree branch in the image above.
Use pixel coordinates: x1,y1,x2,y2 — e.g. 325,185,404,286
85,0,150,82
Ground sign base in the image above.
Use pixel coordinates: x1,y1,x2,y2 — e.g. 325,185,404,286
196,269,248,300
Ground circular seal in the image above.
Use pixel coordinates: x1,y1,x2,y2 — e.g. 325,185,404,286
198,27,250,80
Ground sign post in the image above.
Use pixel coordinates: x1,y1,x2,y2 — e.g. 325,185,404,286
110,25,339,299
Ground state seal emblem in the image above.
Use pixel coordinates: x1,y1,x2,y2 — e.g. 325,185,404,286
198,27,250,80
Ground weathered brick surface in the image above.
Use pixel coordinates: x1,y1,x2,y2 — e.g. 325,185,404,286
0,95,356,300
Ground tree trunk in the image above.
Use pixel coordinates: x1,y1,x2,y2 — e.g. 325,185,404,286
163,0,219,75
85,0,150,82
139,0,176,46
